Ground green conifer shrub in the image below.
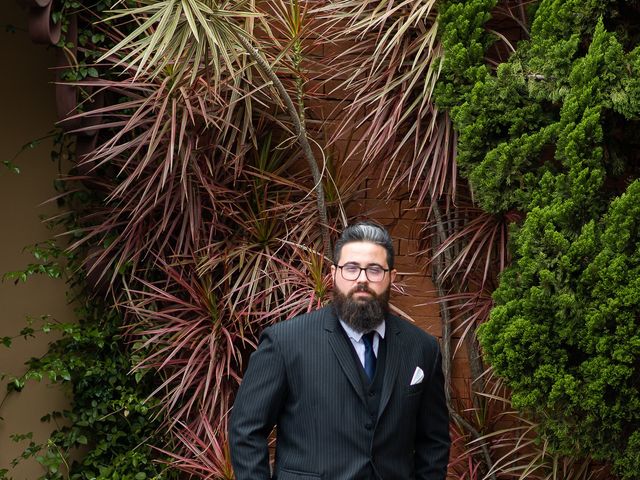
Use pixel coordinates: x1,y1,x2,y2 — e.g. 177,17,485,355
437,1,640,477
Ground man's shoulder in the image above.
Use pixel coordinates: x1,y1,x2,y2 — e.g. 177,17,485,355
391,313,439,347
267,305,333,335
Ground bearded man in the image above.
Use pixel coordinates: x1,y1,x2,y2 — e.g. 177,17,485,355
229,222,450,480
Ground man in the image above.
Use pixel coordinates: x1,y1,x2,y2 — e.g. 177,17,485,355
229,221,450,479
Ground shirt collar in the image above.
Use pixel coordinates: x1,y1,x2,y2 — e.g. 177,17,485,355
338,318,386,342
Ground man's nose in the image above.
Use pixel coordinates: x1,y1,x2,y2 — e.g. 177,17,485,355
356,269,368,282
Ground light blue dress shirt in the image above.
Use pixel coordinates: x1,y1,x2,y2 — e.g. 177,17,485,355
338,319,386,368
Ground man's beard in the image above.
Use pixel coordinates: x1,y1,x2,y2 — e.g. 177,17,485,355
333,284,390,333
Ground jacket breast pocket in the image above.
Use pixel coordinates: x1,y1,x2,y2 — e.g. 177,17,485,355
276,468,321,480
405,383,424,396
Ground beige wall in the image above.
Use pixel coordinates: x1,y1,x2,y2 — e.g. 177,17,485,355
0,3,73,478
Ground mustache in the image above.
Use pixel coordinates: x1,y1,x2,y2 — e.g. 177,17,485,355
349,284,376,296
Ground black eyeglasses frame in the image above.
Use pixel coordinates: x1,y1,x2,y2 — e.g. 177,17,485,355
334,264,390,282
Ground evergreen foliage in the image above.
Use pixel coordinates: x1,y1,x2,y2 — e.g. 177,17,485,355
437,1,640,477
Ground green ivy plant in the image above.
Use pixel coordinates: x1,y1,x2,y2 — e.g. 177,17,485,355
1,2,176,477
1,240,173,480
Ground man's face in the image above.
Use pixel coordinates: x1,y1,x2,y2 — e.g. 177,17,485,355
331,241,396,299
331,241,397,331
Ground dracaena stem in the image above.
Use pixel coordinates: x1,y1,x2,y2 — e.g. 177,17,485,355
236,33,332,256
430,198,496,480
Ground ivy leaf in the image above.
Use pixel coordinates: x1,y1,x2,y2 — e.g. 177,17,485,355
19,326,35,338
2,160,20,174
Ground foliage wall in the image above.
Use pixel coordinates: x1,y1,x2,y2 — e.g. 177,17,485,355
437,0,640,478
5,0,348,478
4,0,640,479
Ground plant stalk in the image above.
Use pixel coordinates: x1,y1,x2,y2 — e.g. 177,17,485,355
430,199,496,480
236,34,332,255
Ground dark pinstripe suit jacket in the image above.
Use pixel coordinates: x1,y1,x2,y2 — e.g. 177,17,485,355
229,305,450,480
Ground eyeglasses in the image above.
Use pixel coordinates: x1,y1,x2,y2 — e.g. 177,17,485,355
335,263,389,282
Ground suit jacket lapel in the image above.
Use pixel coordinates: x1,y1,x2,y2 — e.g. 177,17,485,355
324,307,367,406
377,314,401,420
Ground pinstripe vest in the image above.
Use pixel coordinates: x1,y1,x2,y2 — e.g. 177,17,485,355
342,328,388,479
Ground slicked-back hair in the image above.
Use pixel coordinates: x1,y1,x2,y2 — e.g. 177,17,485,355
333,221,395,269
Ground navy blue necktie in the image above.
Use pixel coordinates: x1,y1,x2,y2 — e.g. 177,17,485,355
362,331,377,381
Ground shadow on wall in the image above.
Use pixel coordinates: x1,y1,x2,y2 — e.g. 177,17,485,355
0,2,73,478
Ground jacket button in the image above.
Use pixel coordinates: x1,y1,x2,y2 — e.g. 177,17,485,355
365,422,373,430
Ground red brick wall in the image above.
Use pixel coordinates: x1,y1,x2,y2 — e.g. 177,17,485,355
301,37,472,406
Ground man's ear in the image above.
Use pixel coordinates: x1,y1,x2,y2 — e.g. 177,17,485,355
330,264,336,277
390,269,397,283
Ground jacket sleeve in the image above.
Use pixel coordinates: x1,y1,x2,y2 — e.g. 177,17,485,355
415,342,451,480
229,327,288,480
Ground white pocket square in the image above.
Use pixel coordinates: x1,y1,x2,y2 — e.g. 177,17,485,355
410,366,424,385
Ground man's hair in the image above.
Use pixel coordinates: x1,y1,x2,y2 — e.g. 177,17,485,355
333,221,394,269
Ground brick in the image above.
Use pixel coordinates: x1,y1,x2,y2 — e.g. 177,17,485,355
451,377,472,400
399,201,428,221
305,98,350,122
452,354,472,379
322,79,358,102
389,218,421,240
329,139,366,164
398,237,421,256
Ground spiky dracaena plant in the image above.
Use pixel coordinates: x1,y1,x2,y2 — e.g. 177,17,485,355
70,1,330,275
313,0,502,477
118,136,332,431
59,1,350,475
316,0,456,204
75,127,334,471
